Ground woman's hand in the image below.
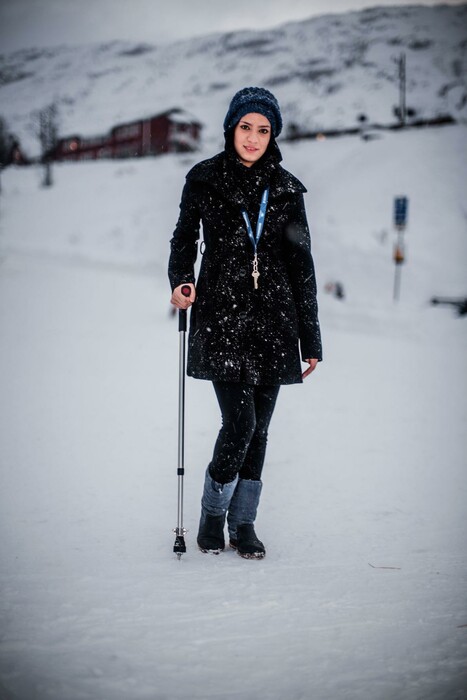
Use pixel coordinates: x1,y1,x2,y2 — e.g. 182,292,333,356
170,283,196,309
302,359,318,379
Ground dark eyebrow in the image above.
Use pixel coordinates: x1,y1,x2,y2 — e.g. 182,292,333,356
240,120,271,129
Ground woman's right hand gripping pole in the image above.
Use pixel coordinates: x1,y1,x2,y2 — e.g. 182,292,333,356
170,283,196,310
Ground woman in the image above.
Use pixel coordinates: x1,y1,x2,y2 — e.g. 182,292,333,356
169,87,322,559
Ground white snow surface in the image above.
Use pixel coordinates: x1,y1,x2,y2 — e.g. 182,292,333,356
0,125,467,700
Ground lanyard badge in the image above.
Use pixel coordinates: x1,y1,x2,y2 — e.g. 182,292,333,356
241,188,269,290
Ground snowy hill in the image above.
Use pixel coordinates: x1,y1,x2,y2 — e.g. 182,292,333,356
1,3,466,156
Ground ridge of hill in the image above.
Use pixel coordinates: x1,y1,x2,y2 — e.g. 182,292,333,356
0,4,466,156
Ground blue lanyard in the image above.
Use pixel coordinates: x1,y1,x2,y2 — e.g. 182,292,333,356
241,188,269,253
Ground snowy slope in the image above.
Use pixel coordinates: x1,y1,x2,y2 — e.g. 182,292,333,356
1,3,466,156
0,122,466,700
1,126,465,306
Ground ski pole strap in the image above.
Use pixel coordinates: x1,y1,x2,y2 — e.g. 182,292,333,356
241,188,269,254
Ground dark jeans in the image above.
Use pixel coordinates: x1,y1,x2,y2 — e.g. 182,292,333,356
208,382,280,484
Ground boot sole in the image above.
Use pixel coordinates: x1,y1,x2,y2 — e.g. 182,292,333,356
229,542,265,559
198,545,224,555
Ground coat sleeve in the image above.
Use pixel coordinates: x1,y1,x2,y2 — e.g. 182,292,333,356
168,180,201,291
283,194,323,362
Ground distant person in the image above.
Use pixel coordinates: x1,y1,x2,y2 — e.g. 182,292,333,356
325,280,345,300
168,87,322,559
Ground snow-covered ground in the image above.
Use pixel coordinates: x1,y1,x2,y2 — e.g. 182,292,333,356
0,125,466,700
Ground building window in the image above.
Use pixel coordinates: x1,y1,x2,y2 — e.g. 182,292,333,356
97,147,113,158
81,136,105,148
114,144,139,158
113,124,141,141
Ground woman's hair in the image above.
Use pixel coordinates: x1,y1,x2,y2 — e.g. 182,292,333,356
223,87,283,138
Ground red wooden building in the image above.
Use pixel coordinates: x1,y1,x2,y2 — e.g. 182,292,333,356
52,108,202,162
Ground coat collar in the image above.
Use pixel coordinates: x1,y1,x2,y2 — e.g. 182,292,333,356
186,148,307,205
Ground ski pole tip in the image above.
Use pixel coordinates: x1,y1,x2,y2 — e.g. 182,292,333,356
173,533,187,558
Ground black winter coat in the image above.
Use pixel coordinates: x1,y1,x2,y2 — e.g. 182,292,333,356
168,144,322,385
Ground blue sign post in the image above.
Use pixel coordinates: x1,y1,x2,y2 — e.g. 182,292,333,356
393,196,409,301
394,196,408,228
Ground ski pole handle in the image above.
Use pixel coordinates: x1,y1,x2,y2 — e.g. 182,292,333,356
178,285,192,332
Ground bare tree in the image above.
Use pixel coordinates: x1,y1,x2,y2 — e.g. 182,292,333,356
33,103,59,187
0,116,14,194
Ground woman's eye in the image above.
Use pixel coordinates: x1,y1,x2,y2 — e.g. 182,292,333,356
260,129,269,135
240,124,249,130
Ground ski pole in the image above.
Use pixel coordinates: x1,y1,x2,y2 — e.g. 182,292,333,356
173,284,192,560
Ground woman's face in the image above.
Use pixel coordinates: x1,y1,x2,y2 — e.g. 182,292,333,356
233,112,271,167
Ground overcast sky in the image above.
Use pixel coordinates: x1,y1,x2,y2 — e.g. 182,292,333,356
1,0,466,53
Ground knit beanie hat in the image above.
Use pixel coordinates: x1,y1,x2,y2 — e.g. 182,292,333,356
223,87,283,138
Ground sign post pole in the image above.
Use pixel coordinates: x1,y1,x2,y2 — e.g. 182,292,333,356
393,196,408,302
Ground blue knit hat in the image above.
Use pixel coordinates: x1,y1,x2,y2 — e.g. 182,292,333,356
223,87,283,137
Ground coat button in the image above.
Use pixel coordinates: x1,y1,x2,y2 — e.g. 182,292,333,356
239,268,247,277
238,311,247,320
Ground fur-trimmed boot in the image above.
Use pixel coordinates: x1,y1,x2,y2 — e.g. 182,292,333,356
197,468,238,554
227,478,265,559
